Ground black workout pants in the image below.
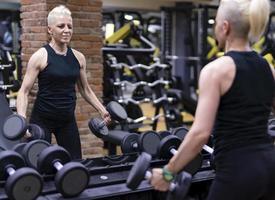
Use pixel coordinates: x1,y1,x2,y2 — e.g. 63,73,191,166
207,145,275,200
30,111,82,160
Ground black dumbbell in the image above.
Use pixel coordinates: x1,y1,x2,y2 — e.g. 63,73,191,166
0,150,43,200
89,101,128,136
91,129,161,157
126,152,192,200
37,145,89,197
158,135,203,175
159,130,172,139
172,127,215,169
172,126,214,154
12,140,50,168
3,114,45,141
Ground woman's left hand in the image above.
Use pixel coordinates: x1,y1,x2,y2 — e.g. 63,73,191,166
101,109,111,125
150,168,170,192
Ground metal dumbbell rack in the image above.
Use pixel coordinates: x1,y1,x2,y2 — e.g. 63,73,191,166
0,46,20,110
0,152,213,200
103,53,183,131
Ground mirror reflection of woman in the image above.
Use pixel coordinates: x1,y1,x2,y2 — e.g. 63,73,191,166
17,5,111,159
151,0,275,199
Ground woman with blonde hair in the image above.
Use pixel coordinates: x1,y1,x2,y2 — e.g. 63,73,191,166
151,0,275,199
17,5,111,159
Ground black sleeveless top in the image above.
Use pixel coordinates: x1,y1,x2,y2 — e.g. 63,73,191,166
213,51,274,158
32,44,80,120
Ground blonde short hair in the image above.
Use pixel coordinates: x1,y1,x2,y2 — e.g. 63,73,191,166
219,0,270,42
47,5,71,26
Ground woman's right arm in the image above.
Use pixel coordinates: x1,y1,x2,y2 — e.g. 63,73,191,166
16,48,47,118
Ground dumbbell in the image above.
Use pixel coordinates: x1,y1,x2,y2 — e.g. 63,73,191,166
159,130,172,139
172,127,214,154
37,145,89,197
12,140,50,168
126,152,192,200
0,150,43,200
158,135,203,175
0,80,21,92
3,114,45,141
89,101,128,136
90,129,161,157
172,127,215,169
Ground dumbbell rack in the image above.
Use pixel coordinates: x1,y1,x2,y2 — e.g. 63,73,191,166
104,54,183,131
0,153,214,200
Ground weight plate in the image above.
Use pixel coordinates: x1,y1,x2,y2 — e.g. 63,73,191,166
5,167,43,200
165,109,183,128
106,101,127,121
22,140,50,168
184,154,203,175
159,130,171,139
55,162,89,197
125,103,143,132
126,152,151,190
27,124,45,141
132,85,153,100
158,135,181,159
3,114,27,140
138,131,161,157
166,171,192,200
121,134,139,154
172,127,188,141
12,143,27,154
0,151,25,180
37,146,71,174
88,118,108,138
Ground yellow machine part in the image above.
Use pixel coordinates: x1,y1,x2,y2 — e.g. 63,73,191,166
105,23,132,44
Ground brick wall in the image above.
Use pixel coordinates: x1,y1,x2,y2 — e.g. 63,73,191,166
20,0,104,158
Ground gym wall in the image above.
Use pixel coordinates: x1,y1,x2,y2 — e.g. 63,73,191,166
20,0,105,158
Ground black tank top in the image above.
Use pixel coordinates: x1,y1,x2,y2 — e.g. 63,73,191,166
213,51,274,158
32,44,80,120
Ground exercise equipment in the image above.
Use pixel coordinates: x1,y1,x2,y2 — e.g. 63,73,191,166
89,128,161,156
89,101,127,136
3,114,45,141
0,150,43,200
126,152,192,200
37,145,89,197
0,80,20,92
172,127,214,154
0,91,19,150
158,135,202,175
12,140,50,168
159,130,172,139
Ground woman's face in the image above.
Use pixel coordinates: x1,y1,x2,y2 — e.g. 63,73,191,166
48,15,73,44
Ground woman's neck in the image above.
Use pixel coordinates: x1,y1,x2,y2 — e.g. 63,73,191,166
49,41,68,55
224,37,251,53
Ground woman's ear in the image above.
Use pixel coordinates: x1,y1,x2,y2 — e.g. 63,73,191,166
48,26,52,35
222,20,230,36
